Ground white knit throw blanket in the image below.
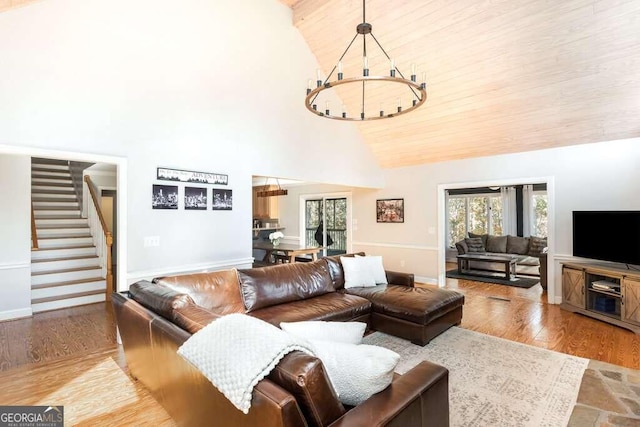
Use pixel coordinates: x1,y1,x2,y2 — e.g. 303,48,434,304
177,313,315,414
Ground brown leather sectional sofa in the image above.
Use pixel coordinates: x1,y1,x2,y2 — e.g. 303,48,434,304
113,254,464,426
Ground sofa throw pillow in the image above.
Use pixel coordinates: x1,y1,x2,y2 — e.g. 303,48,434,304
528,236,548,256
355,255,388,285
507,235,530,255
468,232,489,248
280,321,367,345
464,237,485,253
486,235,508,253
309,340,400,406
341,256,376,288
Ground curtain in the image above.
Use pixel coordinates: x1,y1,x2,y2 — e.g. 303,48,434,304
522,184,534,237
501,186,517,236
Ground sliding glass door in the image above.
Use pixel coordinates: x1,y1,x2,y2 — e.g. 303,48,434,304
304,197,348,257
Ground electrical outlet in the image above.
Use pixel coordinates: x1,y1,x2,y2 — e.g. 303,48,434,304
144,236,160,247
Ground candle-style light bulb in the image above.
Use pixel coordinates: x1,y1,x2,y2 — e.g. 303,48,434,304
390,58,396,77
307,79,312,95
397,98,402,113
325,101,330,116
411,63,417,82
380,102,384,117
421,71,427,89
338,61,344,80
342,103,347,118
316,69,322,87
363,56,369,76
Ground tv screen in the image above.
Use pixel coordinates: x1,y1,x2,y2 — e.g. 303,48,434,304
573,211,640,265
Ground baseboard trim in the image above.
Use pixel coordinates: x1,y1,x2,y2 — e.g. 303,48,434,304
0,307,32,322
353,242,438,251
127,257,254,285
415,275,438,285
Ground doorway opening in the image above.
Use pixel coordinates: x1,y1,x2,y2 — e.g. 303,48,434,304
300,193,352,257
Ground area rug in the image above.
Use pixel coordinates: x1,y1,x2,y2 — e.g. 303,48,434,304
446,269,540,288
364,327,588,427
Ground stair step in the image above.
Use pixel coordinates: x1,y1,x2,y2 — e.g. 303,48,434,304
32,266,103,285
31,176,73,184
36,224,89,231
31,245,96,260
33,244,95,251
31,293,106,313
32,158,68,166
31,189,76,196
31,256,99,273
36,228,90,237
32,265,101,276
32,279,105,300
38,234,91,239
31,167,71,174
33,202,79,210
32,184,75,191
32,289,105,305
31,181,73,188
36,218,88,227
31,276,104,289
34,211,82,218
32,254,99,264
38,236,94,248
32,196,77,202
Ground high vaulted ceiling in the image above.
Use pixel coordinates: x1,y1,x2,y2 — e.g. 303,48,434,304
283,0,640,168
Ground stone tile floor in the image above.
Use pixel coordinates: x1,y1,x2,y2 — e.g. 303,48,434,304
569,360,640,426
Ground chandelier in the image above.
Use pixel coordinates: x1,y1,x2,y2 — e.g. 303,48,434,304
305,0,427,121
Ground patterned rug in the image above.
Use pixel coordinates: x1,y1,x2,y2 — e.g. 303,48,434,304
446,269,540,288
363,327,588,427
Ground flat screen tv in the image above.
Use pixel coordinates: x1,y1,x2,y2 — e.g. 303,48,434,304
573,211,640,266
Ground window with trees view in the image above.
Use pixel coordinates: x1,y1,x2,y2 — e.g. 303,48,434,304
447,195,502,247
532,192,548,238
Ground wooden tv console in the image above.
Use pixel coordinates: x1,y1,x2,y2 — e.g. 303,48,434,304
561,262,640,334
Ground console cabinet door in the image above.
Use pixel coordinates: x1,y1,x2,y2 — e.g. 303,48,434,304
563,267,585,309
622,278,640,326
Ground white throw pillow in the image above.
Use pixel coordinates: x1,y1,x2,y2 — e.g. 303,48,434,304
280,321,367,345
341,256,376,288
355,255,388,285
309,340,400,406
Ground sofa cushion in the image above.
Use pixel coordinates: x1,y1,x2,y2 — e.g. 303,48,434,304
268,351,345,427
341,256,376,288
323,252,366,290
507,235,530,255
344,285,464,325
280,321,367,345
238,261,335,312
153,269,245,315
486,235,508,253
249,293,371,326
468,232,488,247
528,236,548,256
464,237,485,253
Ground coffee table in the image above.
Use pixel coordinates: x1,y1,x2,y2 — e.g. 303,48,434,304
457,253,518,281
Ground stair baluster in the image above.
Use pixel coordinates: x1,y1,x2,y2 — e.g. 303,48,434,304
84,176,114,300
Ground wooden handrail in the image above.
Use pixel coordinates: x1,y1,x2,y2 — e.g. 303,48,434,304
84,175,114,298
31,201,38,250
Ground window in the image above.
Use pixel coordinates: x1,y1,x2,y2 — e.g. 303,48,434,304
532,192,548,238
447,194,502,247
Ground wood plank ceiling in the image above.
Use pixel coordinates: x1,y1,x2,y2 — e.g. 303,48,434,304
283,0,640,168
0,0,41,14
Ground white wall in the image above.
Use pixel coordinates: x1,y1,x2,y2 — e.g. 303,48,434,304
0,155,32,320
0,0,383,313
276,139,640,300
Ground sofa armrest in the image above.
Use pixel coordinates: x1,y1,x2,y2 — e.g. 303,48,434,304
129,280,195,321
328,361,449,427
385,270,414,287
173,304,220,334
455,240,468,254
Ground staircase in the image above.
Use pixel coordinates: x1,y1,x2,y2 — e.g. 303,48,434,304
31,159,106,313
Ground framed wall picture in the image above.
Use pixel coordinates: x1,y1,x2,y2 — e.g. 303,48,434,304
212,189,233,210
184,186,207,210
376,198,404,223
152,184,178,210
157,167,228,185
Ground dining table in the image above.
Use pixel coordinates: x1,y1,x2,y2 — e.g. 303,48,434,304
252,241,322,264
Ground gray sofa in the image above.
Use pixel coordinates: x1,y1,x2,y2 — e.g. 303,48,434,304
455,233,547,281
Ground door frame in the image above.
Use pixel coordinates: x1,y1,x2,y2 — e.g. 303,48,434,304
299,191,352,255
0,144,128,292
